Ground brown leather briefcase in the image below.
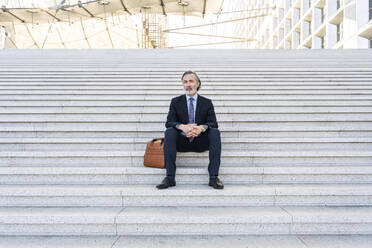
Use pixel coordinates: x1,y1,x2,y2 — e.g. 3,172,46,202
144,138,165,168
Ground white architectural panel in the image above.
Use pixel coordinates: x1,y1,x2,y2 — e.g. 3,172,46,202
220,0,372,49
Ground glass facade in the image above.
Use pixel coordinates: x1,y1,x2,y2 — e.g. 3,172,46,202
222,0,370,49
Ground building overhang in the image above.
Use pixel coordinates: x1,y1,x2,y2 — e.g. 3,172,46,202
359,20,372,40
0,0,224,24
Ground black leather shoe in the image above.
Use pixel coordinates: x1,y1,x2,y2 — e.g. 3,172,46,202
156,177,176,189
209,177,224,189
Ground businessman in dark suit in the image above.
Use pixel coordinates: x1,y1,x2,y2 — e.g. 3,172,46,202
156,70,224,190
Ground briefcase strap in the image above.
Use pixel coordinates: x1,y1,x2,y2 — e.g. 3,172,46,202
150,138,164,150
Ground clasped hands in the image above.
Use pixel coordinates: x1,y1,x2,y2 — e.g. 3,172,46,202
178,124,203,138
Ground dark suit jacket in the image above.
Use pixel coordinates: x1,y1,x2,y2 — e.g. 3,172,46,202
165,94,218,130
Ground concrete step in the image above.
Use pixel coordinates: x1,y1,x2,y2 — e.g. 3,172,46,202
0,73,371,77
7,60,347,63
0,60,371,65
2,131,371,139
0,166,371,185
2,82,372,86
2,66,370,70
1,100,371,107
2,90,372,95
0,60,370,64
1,94,371,100
7,82,364,87
17,76,369,80
2,105,372,113
0,65,369,69
2,56,369,61
1,59,370,64
0,206,371,235
2,67,372,71
0,150,371,167
3,85,372,90
0,137,371,151
1,78,372,83
0,235,370,248
1,106,371,114
3,64,370,67
2,71,371,75
2,122,372,134
1,113,372,123
0,62,362,65
0,184,370,207
1,122,372,133
1,60,371,64
1,73,372,78
11,63,371,66
112,206,372,235
2,69,371,73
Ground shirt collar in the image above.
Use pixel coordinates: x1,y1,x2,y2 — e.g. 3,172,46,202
186,93,198,102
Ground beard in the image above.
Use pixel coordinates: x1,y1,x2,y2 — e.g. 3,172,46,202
185,87,197,96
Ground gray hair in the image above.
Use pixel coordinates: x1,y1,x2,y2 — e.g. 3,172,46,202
181,70,201,91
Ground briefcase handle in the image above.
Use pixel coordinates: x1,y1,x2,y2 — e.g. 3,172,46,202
150,138,164,149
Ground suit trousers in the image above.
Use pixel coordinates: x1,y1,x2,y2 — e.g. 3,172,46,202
163,127,221,179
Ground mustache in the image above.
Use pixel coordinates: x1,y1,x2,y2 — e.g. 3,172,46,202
185,88,197,95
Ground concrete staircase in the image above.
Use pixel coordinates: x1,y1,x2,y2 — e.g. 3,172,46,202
0,49,372,246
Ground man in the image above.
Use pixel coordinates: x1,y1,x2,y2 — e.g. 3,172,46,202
156,70,224,190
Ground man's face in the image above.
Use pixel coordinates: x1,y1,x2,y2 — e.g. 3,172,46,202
182,74,200,96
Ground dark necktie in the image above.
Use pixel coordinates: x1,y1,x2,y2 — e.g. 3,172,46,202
188,97,195,142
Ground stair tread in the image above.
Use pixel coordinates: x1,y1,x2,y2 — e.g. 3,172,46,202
0,206,371,224
0,166,372,174
1,150,371,156
0,137,371,143
0,184,371,196
0,235,370,248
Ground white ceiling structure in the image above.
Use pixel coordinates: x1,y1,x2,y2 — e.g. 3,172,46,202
0,0,224,24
